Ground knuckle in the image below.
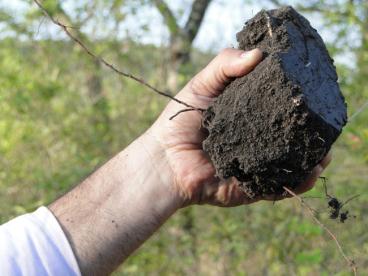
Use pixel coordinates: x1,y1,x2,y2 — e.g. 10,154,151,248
189,75,211,95
216,63,227,83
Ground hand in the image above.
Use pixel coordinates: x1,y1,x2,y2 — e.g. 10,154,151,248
147,48,331,207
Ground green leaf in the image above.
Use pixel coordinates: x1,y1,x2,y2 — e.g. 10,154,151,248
296,249,323,265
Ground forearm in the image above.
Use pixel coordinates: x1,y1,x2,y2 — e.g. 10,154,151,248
49,132,180,275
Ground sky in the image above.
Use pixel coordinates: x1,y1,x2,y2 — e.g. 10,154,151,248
0,0,356,66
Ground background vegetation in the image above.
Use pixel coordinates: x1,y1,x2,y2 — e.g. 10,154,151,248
0,0,367,275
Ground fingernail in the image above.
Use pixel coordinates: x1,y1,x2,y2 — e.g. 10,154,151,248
316,165,324,175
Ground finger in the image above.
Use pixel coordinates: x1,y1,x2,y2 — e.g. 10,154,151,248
198,177,243,206
293,165,324,195
320,151,332,169
292,151,332,195
290,152,332,197
187,48,263,98
209,177,259,207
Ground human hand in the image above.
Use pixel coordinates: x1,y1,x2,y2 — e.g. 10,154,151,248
147,48,331,207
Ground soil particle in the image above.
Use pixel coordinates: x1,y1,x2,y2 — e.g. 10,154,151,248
328,198,342,219
202,6,347,198
339,211,349,223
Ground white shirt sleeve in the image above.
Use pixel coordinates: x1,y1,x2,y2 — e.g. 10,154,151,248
0,206,81,276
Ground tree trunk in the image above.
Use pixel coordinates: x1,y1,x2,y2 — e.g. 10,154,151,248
153,0,212,93
167,33,191,92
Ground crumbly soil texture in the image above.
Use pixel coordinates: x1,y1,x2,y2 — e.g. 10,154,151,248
202,6,347,198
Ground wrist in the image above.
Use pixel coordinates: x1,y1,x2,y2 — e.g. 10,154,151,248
132,131,184,211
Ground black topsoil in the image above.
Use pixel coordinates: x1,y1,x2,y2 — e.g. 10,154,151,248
202,6,348,198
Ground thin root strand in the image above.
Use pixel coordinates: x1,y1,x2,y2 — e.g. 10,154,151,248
169,108,203,120
283,186,357,275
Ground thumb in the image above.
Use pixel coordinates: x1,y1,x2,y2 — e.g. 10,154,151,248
188,48,263,98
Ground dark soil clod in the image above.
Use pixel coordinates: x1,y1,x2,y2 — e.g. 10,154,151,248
328,197,342,220
202,6,347,198
322,177,356,223
339,211,349,223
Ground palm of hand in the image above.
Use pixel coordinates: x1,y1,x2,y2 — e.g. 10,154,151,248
152,86,227,206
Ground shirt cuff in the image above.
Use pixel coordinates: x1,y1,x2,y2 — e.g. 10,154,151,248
0,206,81,276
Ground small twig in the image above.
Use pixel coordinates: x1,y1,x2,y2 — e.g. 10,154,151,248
169,108,199,120
342,195,360,207
54,17,80,29
301,196,323,199
33,0,204,114
36,16,45,37
348,99,368,122
321,176,329,196
283,186,357,275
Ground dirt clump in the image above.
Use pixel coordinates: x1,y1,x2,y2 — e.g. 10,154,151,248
202,6,347,198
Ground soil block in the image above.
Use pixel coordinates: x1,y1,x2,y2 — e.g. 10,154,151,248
202,6,347,198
